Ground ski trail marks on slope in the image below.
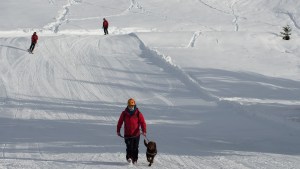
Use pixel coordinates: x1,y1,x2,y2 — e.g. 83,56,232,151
0,37,28,101
44,0,82,33
1,144,6,158
197,0,241,31
279,11,300,30
48,0,55,4
0,151,299,169
228,0,241,31
126,0,161,17
128,0,144,12
1,35,174,121
0,45,9,102
41,36,103,100
110,35,174,106
220,97,300,106
131,34,217,102
197,0,230,14
187,31,201,48
0,78,8,103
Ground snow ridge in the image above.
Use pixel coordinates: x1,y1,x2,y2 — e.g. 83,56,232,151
129,33,218,101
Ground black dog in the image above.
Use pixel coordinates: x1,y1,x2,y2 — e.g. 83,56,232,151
144,139,157,166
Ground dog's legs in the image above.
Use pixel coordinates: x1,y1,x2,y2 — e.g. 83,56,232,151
147,156,153,166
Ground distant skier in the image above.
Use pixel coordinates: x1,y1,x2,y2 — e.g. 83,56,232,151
28,32,38,54
117,98,147,165
102,18,109,35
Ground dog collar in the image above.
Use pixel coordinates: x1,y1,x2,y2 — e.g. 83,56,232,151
146,151,157,156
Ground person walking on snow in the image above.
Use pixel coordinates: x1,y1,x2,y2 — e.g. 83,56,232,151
28,32,38,53
117,98,147,164
102,18,109,35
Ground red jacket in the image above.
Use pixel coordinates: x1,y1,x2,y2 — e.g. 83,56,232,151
117,107,146,137
103,20,109,28
31,33,38,43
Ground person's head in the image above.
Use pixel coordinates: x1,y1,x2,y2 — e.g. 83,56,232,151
103,18,106,21
127,98,136,110
33,32,36,35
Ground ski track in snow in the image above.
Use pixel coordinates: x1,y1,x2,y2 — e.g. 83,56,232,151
48,0,54,5
229,0,241,32
197,0,241,31
221,97,300,106
128,0,144,12
44,0,82,33
197,0,230,14
0,69,8,102
279,11,300,30
187,31,201,48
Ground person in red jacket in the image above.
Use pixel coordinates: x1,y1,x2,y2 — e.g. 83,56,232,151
28,32,38,53
117,98,146,164
102,18,109,35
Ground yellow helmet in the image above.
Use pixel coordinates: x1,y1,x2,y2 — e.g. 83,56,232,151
127,98,136,106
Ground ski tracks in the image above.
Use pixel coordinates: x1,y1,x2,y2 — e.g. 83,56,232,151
48,0,55,5
197,0,241,31
128,0,144,12
187,31,201,48
44,0,83,33
197,0,230,15
0,37,28,101
279,11,300,30
228,0,242,31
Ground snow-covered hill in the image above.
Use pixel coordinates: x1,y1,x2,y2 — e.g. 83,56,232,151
0,0,300,168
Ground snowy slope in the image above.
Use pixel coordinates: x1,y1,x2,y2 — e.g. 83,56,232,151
0,0,300,168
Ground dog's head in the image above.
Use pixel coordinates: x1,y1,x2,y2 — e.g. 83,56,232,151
148,142,156,151
144,139,157,153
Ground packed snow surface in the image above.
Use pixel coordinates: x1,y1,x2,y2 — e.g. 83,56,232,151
0,0,300,168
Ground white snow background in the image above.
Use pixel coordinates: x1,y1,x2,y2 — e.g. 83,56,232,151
0,0,300,168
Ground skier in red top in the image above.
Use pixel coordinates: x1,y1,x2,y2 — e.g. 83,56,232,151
28,32,38,54
117,98,147,164
102,18,109,35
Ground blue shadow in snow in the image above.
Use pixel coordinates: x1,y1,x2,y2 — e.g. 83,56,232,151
0,45,28,52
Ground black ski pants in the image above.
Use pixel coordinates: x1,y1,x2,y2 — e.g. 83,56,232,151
125,135,140,162
104,27,108,35
29,42,36,52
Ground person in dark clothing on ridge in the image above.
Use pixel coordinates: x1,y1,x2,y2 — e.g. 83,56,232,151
28,32,38,54
102,18,109,35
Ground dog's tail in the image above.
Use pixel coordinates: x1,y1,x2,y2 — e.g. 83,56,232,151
144,139,148,147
